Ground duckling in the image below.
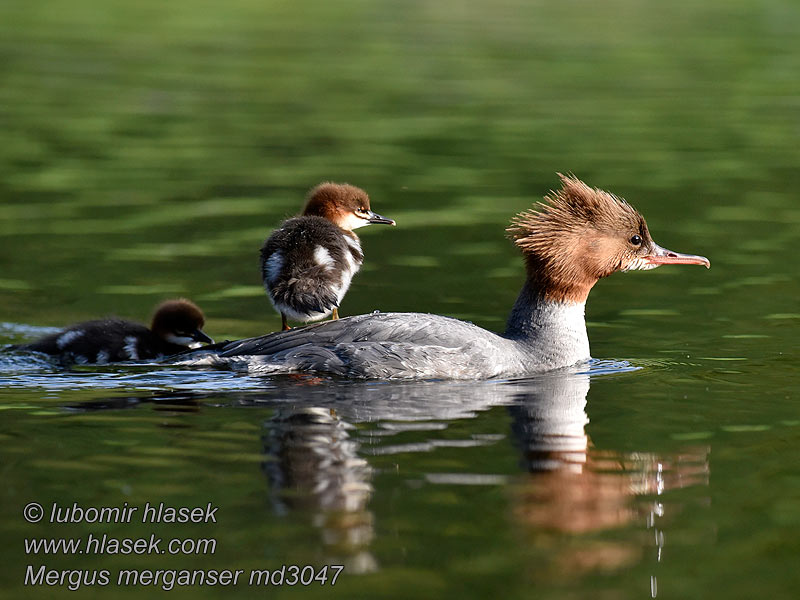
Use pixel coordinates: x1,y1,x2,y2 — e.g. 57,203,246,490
261,182,395,331
12,298,213,364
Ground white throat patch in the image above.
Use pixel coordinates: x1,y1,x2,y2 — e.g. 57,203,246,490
621,258,660,272
341,213,370,231
165,334,197,347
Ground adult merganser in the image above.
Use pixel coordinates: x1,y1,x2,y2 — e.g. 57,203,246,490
196,175,709,379
12,298,213,364
261,182,395,331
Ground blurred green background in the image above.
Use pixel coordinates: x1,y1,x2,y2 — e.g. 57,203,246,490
1,0,799,599
1,0,797,340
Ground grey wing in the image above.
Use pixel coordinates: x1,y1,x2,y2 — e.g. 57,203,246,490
215,312,517,379
220,312,480,356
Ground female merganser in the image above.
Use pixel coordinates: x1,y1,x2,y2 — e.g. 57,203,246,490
13,298,213,364
261,182,395,331
199,175,709,379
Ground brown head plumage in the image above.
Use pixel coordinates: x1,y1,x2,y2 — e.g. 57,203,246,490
302,182,394,231
507,174,657,303
150,298,213,346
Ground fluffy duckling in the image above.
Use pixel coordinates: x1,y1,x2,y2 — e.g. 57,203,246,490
12,298,213,364
261,182,395,331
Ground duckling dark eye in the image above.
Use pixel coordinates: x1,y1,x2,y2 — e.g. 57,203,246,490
630,234,642,246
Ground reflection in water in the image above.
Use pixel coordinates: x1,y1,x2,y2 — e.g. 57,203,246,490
60,362,708,595
63,392,202,414
262,407,377,574
507,373,709,595
241,367,709,595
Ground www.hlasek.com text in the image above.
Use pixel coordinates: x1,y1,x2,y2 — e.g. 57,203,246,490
25,532,216,556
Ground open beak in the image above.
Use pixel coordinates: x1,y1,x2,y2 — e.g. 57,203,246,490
191,329,215,345
366,210,396,226
645,243,710,268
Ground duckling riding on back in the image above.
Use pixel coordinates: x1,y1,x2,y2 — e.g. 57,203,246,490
261,182,395,331
197,175,708,380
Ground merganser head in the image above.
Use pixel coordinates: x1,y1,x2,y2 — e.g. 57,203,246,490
302,182,395,231
150,299,214,348
507,174,710,303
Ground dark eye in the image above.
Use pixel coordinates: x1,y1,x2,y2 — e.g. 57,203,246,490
630,234,642,246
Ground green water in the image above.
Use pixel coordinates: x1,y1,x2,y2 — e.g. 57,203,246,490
1,0,799,598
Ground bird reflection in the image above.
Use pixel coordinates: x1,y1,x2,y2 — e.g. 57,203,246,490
509,374,708,529
506,371,709,592
67,363,710,595
262,403,377,574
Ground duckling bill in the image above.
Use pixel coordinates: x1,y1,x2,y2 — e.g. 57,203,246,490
261,182,395,331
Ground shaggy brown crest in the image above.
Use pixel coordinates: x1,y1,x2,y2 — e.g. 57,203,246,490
507,174,654,303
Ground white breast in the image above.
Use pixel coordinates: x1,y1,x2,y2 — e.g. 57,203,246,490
331,235,363,304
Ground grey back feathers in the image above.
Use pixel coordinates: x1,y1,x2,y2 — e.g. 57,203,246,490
199,306,590,380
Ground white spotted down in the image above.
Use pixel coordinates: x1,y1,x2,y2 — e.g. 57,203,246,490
268,233,365,323
123,335,139,360
313,245,334,269
56,329,85,349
